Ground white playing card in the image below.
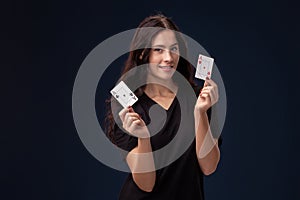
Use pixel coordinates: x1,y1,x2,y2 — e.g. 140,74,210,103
110,81,138,108
195,54,214,80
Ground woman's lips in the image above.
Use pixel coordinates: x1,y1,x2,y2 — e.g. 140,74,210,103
158,65,173,72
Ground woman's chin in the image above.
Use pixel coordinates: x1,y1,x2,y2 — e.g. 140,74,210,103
148,74,175,83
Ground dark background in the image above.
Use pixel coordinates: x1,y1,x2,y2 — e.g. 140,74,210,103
3,0,299,199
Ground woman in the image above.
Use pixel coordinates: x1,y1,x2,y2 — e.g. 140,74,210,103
106,13,221,199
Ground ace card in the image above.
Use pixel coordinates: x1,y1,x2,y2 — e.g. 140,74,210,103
195,54,214,80
110,81,138,108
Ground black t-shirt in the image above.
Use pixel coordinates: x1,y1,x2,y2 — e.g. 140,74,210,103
112,86,220,200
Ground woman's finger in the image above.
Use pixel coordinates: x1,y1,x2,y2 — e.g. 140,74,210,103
200,90,210,97
202,82,219,104
131,118,143,128
124,112,139,125
203,78,211,87
200,90,211,102
201,86,213,92
119,107,129,122
204,78,217,88
210,90,216,103
123,114,135,129
127,116,140,129
200,93,209,98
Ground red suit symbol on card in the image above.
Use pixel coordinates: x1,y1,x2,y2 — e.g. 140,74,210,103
198,56,202,64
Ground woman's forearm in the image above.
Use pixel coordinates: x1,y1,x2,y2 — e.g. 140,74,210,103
126,138,156,192
194,110,220,175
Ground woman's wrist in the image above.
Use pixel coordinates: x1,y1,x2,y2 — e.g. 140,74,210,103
194,106,207,116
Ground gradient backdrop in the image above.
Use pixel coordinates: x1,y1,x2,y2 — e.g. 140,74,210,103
3,0,299,199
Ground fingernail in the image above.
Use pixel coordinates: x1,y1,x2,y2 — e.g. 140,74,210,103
206,77,210,80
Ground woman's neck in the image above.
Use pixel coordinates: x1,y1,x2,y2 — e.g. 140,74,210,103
144,82,177,98
144,73,178,97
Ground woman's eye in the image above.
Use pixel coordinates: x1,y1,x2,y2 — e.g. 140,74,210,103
153,48,163,53
171,46,178,52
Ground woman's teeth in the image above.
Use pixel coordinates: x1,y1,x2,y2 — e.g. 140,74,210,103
159,66,172,69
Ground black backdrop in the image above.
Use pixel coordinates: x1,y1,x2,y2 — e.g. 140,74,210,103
3,0,300,199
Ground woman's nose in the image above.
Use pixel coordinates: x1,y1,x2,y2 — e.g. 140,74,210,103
163,50,173,62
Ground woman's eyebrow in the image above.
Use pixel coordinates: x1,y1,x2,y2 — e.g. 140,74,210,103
152,43,178,48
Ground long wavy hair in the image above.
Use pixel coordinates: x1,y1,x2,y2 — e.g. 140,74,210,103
105,13,196,142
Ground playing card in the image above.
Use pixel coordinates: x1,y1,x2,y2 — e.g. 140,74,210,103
195,54,214,80
110,81,138,108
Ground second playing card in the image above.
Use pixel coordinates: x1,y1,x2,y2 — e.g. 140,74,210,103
195,54,214,80
110,81,138,108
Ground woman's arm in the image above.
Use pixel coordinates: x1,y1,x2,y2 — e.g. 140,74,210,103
126,138,156,192
119,107,156,192
194,78,220,175
194,110,220,175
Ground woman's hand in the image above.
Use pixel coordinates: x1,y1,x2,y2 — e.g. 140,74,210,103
119,106,149,138
119,107,156,191
195,78,219,114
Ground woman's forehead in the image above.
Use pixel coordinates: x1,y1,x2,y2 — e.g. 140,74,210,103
151,30,178,47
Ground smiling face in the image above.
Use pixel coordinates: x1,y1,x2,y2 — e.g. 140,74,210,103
147,30,180,81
